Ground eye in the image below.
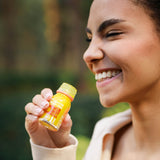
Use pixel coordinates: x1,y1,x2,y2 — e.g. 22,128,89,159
86,32,92,43
105,30,123,38
86,37,92,42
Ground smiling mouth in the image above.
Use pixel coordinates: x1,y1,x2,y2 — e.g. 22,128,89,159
95,70,122,81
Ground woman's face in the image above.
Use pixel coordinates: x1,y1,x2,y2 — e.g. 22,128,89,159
83,0,160,107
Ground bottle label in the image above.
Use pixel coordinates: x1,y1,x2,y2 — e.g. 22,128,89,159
47,105,61,118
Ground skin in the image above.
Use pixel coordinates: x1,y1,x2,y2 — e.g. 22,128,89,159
83,0,160,159
25,0,160,159
84,0,160,108
25,88,72,148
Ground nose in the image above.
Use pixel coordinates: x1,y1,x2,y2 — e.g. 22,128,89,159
83,39,104,65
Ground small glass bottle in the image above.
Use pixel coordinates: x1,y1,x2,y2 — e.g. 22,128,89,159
39,83,77,131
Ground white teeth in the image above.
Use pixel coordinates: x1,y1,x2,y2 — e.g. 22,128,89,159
102,72,107,78
96,73,103,80
95,70,121,81
112,71,116,77
106,71,112,78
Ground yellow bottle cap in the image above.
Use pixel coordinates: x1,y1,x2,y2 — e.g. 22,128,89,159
57,83,77,101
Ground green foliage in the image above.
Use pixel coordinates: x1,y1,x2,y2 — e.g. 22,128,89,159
0,71,78,93
18,0,46,53
0,92,33,160
0,71,131,160
80,0,93,17
0,71,79,160
70,94,104,137
77,136,90,160
0,1,130,159
101,102,130,118
0,87,102,159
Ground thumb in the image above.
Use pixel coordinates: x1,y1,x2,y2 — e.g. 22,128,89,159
60,114,72,131
48,114,72,148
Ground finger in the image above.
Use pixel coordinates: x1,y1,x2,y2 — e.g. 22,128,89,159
57,114,72,139
25,103,44,116
61,114,72,130
32,94,49,109
25,114,39,135
49,113,72,147
41,88,53,101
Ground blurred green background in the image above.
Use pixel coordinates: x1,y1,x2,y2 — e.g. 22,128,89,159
0,0,129,159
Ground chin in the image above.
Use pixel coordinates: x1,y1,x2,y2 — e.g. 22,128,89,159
99,94,119,108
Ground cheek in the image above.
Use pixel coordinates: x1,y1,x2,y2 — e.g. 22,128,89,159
106,38,160,71
100,40,160,104
103,41,133,67
132,40,160,77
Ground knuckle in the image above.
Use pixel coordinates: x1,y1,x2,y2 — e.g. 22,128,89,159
25,102,32,113
41,88,49,94
25,115,38,133
41,88,53,99
32,94,41,102
25,115,37,125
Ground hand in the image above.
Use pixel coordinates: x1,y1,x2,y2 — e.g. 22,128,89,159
25,88,72,148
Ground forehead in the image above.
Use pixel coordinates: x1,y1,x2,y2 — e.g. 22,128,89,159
87,0,144,29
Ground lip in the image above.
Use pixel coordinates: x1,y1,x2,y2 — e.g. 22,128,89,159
94,68,121,74
96,72,122,88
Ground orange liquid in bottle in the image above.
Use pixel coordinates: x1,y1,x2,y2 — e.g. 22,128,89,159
39,83,77,131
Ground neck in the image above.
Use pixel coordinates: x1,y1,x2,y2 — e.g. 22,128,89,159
130,95,160,153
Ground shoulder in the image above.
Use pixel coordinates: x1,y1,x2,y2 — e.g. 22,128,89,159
92,109,132,138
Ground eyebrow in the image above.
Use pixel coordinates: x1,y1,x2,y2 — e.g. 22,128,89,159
86,28,92,34
86,18,125,34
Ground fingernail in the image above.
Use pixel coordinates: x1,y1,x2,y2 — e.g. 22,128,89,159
35,108,43,114
41,101,49,108
62,114,71,128
44,93,52,100
65,114,71,121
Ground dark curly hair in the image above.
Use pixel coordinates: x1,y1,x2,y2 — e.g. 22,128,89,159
132,0,160,32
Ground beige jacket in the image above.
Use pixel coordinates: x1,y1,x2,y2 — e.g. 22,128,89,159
30,109,132,160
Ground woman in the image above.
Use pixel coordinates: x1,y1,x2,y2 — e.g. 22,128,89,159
25,0,160,159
